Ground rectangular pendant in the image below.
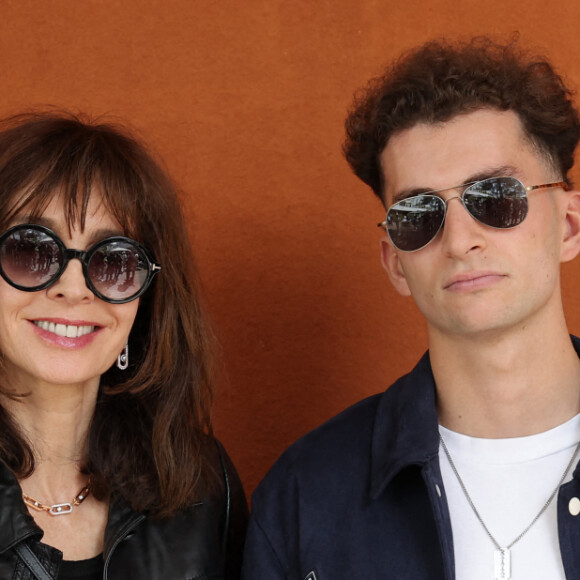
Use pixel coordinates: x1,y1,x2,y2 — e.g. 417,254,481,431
49,502,73,515
494,549,511,579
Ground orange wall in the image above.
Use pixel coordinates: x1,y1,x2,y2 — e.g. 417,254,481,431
3,1,580,495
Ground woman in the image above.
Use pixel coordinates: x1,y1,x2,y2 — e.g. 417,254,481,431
0,112,247,579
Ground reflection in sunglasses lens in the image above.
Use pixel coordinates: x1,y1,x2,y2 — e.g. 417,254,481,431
464,178,528,229
88,242,147,301
0,231,62,288
387,195,445,252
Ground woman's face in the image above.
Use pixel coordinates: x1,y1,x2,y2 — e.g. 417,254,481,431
0,192,140,392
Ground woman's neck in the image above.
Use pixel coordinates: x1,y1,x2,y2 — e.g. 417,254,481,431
0,377,99,494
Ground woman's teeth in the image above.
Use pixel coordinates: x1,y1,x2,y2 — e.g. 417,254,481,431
34,321,95,338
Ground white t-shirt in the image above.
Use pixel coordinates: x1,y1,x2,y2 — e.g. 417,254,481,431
439,414,580,579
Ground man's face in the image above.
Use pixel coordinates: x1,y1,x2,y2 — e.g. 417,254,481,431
379,108,579,340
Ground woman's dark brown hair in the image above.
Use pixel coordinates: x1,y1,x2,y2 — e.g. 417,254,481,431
0,111,216,518
344,36,580,203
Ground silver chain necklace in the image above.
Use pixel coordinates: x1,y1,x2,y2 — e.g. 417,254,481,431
439,433,580,579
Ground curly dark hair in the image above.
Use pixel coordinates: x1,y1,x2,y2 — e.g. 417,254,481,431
343,36,580,203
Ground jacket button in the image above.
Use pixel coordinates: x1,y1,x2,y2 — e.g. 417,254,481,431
569,497,580,516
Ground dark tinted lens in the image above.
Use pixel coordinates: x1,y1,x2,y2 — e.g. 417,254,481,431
463,177,528,229
386,195,446,251
0,228,62,288
87,240,149,301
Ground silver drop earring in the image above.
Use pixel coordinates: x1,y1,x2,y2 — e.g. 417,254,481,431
117,342,129,370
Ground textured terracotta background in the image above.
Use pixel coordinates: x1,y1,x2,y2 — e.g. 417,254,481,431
3,1,580,496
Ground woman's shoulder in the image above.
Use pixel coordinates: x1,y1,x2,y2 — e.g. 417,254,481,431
104,438,248,579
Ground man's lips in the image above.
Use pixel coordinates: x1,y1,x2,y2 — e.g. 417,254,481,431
444,272,506,292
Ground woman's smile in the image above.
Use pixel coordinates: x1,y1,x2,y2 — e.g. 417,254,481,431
32,320,96,338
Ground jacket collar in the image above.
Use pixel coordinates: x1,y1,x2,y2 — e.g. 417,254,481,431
370,336,580,498
0,464,42,553
103,496,145,560
369,351,440,499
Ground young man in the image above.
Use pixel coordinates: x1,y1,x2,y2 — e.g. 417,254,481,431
242,38,580,579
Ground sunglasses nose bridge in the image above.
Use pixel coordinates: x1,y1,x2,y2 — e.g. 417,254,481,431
58,248,91,286
442,193,463,207
436,192,481,241
62,248,87,260
442,193,473,220
435,194,464,226
61,248,89,270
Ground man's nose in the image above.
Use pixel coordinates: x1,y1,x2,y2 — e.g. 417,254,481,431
439,195,487,256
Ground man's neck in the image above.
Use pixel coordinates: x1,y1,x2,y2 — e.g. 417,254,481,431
431,320,580,438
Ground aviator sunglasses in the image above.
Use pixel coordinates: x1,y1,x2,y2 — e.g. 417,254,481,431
0,224,161,304
378,176,569,252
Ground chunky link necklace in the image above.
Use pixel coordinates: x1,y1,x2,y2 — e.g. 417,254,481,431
440,434,580,579
22,480,91,516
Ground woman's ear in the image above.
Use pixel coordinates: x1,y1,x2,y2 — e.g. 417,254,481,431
380,237,412,296
560,190,580,263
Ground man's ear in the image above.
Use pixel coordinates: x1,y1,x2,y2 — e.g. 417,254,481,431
380,237,412,296
560,190,580,263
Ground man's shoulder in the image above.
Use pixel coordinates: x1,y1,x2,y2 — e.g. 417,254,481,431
252,389,392,510
279,392,383,467
257,354,432,486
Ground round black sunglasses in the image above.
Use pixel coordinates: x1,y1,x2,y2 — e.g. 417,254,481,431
0,224,161,304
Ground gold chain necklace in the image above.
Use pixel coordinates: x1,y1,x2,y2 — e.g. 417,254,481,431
22,479,91,516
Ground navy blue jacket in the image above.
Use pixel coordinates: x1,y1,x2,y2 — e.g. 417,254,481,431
243,340,580,579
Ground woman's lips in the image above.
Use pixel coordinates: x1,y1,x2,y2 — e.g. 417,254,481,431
29,318,102,348
33,320,95,338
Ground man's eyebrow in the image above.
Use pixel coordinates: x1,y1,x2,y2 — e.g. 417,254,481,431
391,165,520,203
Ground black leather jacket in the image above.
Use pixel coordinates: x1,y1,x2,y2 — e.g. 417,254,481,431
0,442,248,579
